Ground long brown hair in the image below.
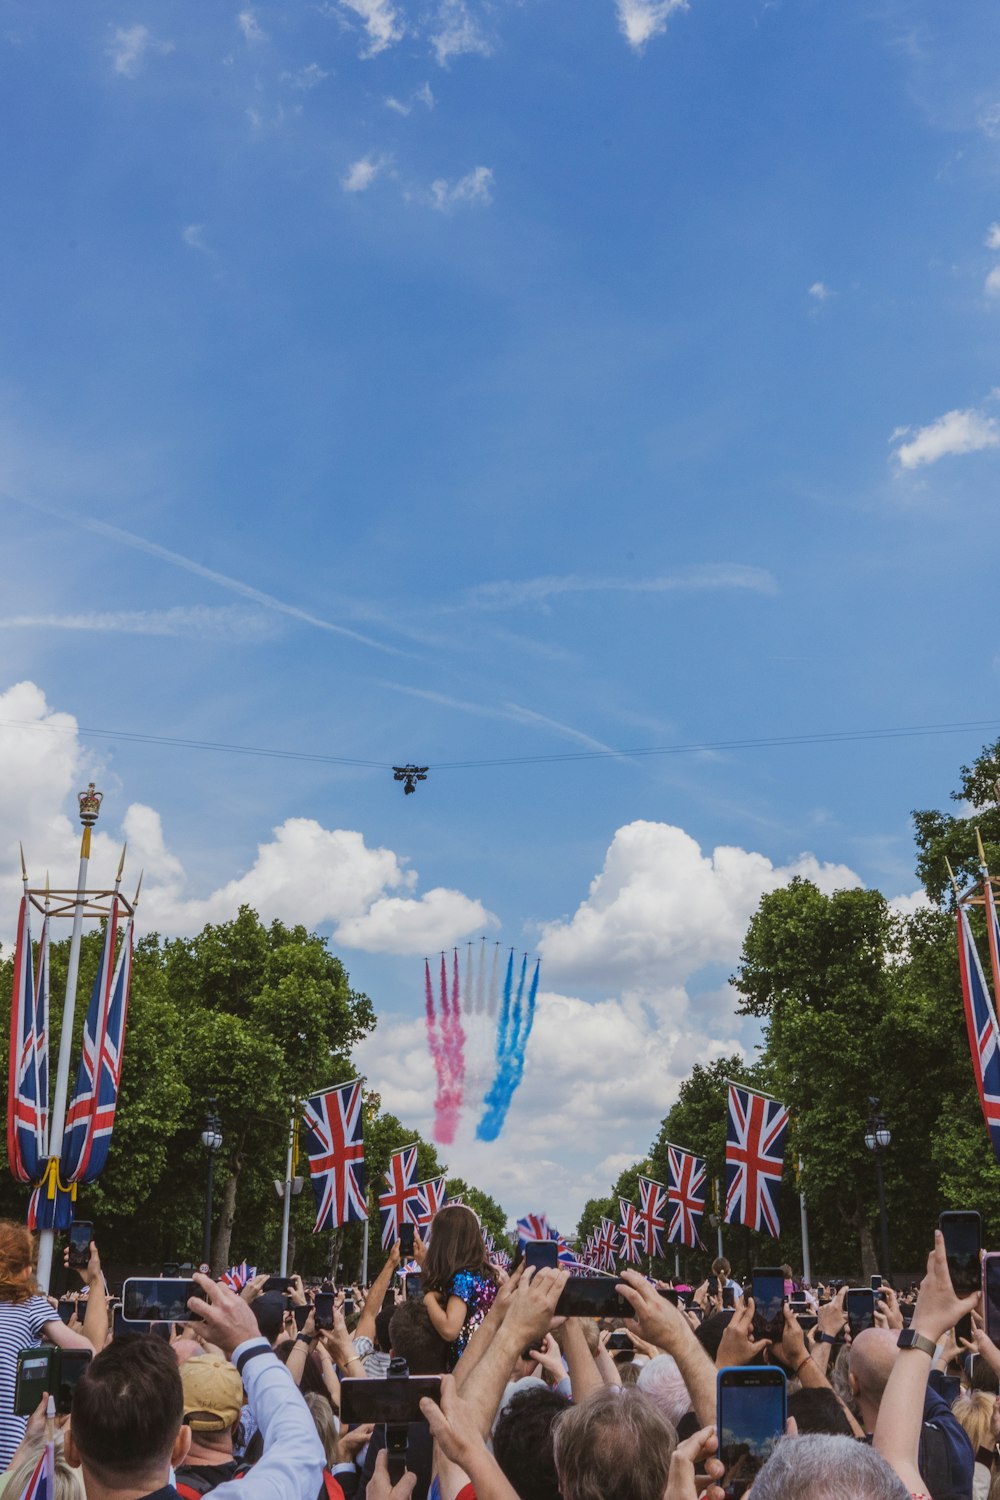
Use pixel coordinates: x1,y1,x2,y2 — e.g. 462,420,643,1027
421,1204,495,1294
0,1222,40,1304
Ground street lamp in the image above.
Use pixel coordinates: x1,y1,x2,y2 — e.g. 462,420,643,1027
200,1100,223,1270
864,1097,892,1280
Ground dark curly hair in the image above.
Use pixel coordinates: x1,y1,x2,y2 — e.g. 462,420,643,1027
494,1388,571,1500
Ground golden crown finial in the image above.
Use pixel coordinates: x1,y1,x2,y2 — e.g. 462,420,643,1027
78,783,103,828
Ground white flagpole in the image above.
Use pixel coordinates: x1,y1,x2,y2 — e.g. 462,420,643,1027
715,1178,724,1260
361,1217,370,1285
279,1109,296,1277
37,786,106,1292
798,1156,812,1284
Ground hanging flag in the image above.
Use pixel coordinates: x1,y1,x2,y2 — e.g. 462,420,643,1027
379,1145,421,1249
494,1248,511,1271
414,1175,447,1229
516,1212,550,1247
957,902,1000,1162
618,1199,644,1264
595,1217,619,1273
302,1081,367,1233
546,1227,576,1266
7,899,45,1184
14,1438,54,1500
220,1261,257,1293
724,1083,790,1238
60,901,134,1186
666,1145,707,1249
637,1176,666,1259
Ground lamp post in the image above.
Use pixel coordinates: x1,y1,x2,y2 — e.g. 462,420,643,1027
200,1101,223,1270
864,1098,891,1280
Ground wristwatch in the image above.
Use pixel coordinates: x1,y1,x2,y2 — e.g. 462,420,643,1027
812,1330,837,1345
897,1328,937,1357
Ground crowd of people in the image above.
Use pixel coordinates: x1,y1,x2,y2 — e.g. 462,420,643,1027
0,1203,995,1499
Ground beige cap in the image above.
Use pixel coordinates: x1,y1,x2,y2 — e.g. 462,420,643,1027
180,1356,244,1432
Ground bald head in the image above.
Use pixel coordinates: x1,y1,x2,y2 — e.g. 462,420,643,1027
849,1328,900,1414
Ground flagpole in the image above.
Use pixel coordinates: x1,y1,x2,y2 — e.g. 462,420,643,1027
714,1178,724,1260
361,1217,370,1286
278,1108,296,1277
798,1156,812,1284
37,786,105,1293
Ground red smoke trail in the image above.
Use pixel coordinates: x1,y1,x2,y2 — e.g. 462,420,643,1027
431,952,462,1144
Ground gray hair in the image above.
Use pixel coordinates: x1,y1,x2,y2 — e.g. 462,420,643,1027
635,1355,691,1427
749,1434,908,1500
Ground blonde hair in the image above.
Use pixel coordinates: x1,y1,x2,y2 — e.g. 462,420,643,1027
952,1390,995,1455
304,1391,339,1466
5,1435,85,1500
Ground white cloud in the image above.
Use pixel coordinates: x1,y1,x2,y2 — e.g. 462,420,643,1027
464,565,777,610
0,681,494,955
237,9,267,42
385,83,434,115
281,63,328,89
615,0,687,52
430,166,493,211
0,606,278,641
986,224,1000,251
182,224,208,253
891,405,1000,470
338,0,405,56
808,281,832,301
430,0,492,66
341,155,388,193
986,266,1000,298
107,25,174,77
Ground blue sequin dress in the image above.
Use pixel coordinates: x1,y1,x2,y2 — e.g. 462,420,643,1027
445,1269,498,1366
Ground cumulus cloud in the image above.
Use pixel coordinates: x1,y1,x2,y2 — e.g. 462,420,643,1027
430,166,493,211
237,9,267,42
891,405,1000,470
986,224,1000,251
809,281,832,301
338,0,405,56
182,224,209,253
615,0,688,51
986,267,1000,298
341,155,389,193
107,25,174,77
430,0,492,66
0,681,493,955
385,83,434,115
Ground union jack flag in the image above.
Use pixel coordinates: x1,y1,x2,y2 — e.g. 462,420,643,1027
7,899,47,1184
595,1217,619,1273
551,1230,576,1266
618,1199,644,1264
60,901,133,1186
516,1212,550,1246
15,1440,54,1500
482,1228,495,1254
494,1248,511,1271
302,1080,367,1233
667,1145,707,1249
220,1261,257,1293
958,901,1000,1162
724,1083,789,1238
637,1176,666,1259
379,1146,421,1249
414,1176,447,1229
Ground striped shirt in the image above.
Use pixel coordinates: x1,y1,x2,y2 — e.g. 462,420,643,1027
0,1296,58,1468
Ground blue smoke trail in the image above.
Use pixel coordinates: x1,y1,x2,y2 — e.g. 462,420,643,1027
476,957,539,1142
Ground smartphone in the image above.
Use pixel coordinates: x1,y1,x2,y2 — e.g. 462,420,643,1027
314,1292,334,1331
292,1304,311,1332
14,1347,55,1416
956,1311,973,1346
940,1211,982,1296
343,1294,355,1317
555,1276,632,1320
607,1329,632,1351
983,1252,1000,1342
121,1278,198,1323
870,1275,882,1292
403,1273,423,1302
722,1286,736,1309
399,1223,415,1258
796,1314,818,1332
261,1276,292,1294
67,1221,93,1270
57,1300,75,1325
525,1240,559,1271
340,1375,442,1425
56,1349,92,1416
717,1366,787,1499
788,1292,807,1308
751,1268,785,1342
707,1274,719,1296
657,1287,679,1305
846,1288,876,1338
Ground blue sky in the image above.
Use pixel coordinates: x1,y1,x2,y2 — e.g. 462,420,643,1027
2,0,1000,1228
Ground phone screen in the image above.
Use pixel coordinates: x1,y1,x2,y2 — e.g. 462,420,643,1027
121,1278,198,1323
525,1240,559,1271
403,1273,423,1302
340,1375,442,1425
56,1349,92,1415
57,1300,75,1325
15,1349,55,1416
796,1313,818,1332
846,1289,876,1338
314,1292,334,1331
984,1255,1000,1342
293,1304,310,1332
718,1367,786,1498
657,1287,679,1305
722,1287,736,1309
940,1212,982,1296
261,1276,292,1294
555,1276,631,1320
399,1223,415,1257
68,1221,93,1269
751,1269,784,1341
870,1275,882,1292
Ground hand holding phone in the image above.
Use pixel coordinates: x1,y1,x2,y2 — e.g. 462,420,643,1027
718,1366,786,1498
525,1240,559,1271
399,1223,415,1258
940,1212,982,1296
67,1221,93,1270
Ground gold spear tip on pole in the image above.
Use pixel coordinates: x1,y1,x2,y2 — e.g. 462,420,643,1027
19,842,26,881
116,843,127,880
977,828,989,869
945,856,961,896
133,870,143,905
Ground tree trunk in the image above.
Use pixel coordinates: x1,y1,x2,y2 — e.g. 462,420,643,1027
859,1222,877,1280
212,1169,240,1276
327,1226,344,1279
